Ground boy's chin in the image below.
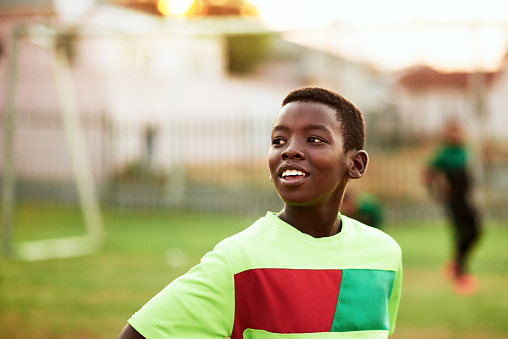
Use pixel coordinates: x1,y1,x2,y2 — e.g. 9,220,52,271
279,197,317,207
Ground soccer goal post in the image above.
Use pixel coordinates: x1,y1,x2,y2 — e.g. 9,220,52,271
2,24,104,261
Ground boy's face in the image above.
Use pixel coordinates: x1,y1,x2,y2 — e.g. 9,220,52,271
443,122,465,145
268,101,353,206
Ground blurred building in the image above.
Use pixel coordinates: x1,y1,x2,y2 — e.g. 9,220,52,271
392,62,508,142
390,62,508,218
0,0,387,199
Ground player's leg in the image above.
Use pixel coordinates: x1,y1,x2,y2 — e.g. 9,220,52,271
451,198,481,294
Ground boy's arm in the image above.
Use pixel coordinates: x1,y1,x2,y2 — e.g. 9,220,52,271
117,324,232,339
422,166,449,202
124,242,235,338
118,324,145,339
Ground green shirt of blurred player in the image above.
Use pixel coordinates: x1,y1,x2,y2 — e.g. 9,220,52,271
341,190,383,229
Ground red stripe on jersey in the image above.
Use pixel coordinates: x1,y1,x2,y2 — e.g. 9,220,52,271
232,268,342,338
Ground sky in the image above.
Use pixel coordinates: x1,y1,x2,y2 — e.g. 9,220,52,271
246,0,508,72
46,0,508,72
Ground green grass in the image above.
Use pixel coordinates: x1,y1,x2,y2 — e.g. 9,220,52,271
389,219,508,339
1,203,507,339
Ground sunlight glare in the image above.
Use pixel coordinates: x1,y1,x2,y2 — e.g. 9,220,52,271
248,0,341,30
208,0,230,6
157,0,194,16
248,0,508,71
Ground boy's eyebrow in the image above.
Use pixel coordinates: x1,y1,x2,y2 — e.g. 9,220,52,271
306,124,332,132
271,125,288,134
271,124,332,134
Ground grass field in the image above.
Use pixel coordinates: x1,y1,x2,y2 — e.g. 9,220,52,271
1,203,507,339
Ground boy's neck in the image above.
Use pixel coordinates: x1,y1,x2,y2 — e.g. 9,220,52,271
277,205,341,238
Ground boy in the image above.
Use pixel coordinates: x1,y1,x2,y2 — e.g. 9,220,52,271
423,120,481,295
118,87,403,339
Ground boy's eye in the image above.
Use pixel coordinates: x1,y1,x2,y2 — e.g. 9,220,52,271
272,137,286,145
308,137,324,143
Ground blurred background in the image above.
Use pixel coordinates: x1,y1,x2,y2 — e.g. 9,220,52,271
2,0,508,217
1,0,508,338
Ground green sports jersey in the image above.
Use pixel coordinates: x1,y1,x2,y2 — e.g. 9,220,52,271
426,143,472,198
427,143,468,172
128,212,403,339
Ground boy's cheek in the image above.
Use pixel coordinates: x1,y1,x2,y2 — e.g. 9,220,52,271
267,153,280,170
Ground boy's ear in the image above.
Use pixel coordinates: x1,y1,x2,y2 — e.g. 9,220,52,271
348,150,368,179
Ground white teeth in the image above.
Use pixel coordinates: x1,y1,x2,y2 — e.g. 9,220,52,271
282,169,306,178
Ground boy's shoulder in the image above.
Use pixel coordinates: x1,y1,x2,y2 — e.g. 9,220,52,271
215,213,401,271
218,212,400,250
342,215,401,252
218,213,274,247
345,214,392,236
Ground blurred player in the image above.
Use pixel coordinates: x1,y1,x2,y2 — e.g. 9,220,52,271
341,189,383,229
423,120,482,295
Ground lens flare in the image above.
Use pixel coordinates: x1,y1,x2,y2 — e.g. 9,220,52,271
157,0,194,16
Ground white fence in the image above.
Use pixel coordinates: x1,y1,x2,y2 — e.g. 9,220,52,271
2,109,508,220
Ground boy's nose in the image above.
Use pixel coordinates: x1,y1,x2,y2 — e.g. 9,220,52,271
281,144,305,159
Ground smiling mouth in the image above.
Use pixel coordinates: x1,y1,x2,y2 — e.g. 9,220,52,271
281,169,308,178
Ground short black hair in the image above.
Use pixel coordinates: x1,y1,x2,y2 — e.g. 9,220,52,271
281,87,365,152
